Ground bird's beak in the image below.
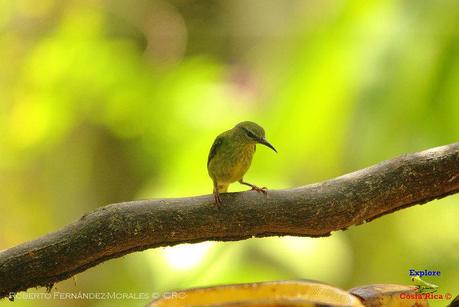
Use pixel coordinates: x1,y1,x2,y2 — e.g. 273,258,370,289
258,138,277,153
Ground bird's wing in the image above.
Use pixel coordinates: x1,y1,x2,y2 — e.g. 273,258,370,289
207,135,223,166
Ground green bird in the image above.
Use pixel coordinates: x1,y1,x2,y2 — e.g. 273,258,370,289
207,121,277,207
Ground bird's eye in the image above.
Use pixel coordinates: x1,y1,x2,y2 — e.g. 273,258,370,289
246,130,256,139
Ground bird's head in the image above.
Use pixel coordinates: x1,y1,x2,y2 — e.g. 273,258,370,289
234,121,277,152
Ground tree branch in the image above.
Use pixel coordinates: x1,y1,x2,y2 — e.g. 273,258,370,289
1,142,459,299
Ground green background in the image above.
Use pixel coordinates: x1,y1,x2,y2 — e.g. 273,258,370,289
1,0,458,306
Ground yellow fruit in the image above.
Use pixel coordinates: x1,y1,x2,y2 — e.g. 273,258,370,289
149,280,364,307
349,284,429,307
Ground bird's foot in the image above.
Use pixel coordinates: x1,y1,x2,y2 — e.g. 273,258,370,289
251,185,268,194
239,180,268,195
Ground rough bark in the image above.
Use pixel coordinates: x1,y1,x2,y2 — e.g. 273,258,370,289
1,142,458,299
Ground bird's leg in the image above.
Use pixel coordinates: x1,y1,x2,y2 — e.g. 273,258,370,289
213,189,222,207
238,179,267,194
213,182,222,208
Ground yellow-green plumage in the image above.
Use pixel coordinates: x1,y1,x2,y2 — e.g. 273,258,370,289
208,134,255,192
207,121,277,206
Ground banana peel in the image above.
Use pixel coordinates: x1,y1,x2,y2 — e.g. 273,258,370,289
149,281,431,307
349,284,429,307
149,280,364,307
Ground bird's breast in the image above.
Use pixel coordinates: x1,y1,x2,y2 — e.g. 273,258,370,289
209,144,255,184
231,145,255,176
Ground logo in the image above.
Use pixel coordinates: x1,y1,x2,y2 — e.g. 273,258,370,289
409,269,440,294
399,269,452,301
411,276,438,294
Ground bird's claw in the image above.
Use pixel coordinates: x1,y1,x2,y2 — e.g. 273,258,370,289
251,186,268,194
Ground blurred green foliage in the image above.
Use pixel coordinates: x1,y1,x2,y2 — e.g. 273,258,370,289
0,0,458,306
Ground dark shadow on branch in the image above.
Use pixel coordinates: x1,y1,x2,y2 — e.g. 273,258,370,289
1,142,458,299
